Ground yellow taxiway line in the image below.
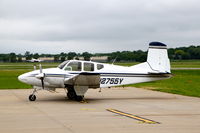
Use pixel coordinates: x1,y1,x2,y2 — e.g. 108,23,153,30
107,109,160,124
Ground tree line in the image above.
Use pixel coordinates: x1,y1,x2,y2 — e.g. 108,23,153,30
0,45,199,62
0,51,93,62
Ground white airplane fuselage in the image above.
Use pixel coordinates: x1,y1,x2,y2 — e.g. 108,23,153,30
18,61,171,89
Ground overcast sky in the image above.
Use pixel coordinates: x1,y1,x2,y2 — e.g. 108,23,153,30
0,0,200,54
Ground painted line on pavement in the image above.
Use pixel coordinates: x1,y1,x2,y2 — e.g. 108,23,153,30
107,109,160,124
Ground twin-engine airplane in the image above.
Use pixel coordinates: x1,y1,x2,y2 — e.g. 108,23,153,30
27,58,43,62
18,42,171,101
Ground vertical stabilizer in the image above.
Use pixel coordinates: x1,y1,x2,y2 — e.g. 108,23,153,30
147,42,171,73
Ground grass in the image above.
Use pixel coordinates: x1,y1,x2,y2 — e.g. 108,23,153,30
0,70,32,89
170,60,200,68
128,70,200,97
0,62,58,70
112,60,200,68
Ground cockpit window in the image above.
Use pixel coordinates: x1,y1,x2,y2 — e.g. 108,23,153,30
58,61,69,69
84,62,94,71
64,61,81,71
97,64,104,70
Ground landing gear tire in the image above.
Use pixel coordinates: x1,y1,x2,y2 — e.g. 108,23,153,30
76,96,84,101
29,94,36,101
66,86,85,101
67,90,84,101
67,91,77,100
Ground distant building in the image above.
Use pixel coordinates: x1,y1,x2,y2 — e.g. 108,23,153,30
90,56,108,62
39,57,54,62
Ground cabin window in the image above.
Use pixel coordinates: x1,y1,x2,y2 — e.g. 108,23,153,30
65,61,81,71
84,62,94,71
97,64,104,70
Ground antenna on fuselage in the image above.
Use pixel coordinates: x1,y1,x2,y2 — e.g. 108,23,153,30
112,56,118,65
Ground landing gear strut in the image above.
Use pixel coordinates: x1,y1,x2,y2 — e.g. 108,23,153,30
67,90,76,100
66,87,84,101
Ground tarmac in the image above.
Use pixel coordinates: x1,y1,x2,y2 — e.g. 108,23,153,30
0,87,199,133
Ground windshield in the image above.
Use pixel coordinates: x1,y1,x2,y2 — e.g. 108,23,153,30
65,61,82,71
58,61,69,69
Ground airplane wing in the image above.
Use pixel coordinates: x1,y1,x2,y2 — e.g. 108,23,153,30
64,73,100,96
64,73,100,88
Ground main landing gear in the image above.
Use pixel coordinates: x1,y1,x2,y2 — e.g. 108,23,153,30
66,87,84,101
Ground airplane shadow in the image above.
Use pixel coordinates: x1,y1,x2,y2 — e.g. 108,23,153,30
35,96,176,103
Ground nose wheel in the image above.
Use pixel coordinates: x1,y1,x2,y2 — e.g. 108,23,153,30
29,87,37,101
29,94,36,101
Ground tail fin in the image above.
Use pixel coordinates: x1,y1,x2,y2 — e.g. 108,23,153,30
147,42,171,73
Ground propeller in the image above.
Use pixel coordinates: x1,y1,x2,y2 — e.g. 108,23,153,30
35,64,45,89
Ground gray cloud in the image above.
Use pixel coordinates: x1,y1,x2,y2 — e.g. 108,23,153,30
0,0,200,54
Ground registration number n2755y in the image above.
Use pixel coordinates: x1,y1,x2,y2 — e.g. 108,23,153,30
100,78,124,85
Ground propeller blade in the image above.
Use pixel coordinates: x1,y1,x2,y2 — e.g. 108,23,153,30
39,64,42,73
41,76,45,89
36,64,45,89
33,64,36,70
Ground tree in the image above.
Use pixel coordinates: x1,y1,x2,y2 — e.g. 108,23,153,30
67,52,77,60
25,51,32,60
17,54,23,62
33,53,40,59
182,52,190,59
60,52,67,62
9,53,17,62
191,47,200,59
109,51,121,62
54,55,60,62
60,56,66,62
82,52,92,61
168,48,175,59
0,54,9,62
175,50,185,60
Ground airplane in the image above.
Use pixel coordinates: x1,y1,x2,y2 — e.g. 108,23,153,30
27,58,43,63
18,42,171,102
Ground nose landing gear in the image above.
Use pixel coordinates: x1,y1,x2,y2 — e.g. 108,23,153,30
29,87,37,101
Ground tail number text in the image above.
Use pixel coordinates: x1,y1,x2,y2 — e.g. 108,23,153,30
100,78,124,85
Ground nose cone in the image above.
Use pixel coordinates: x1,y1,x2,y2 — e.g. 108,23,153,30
18,74,28,84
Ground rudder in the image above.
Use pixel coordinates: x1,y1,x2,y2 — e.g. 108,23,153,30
147,42,171,73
